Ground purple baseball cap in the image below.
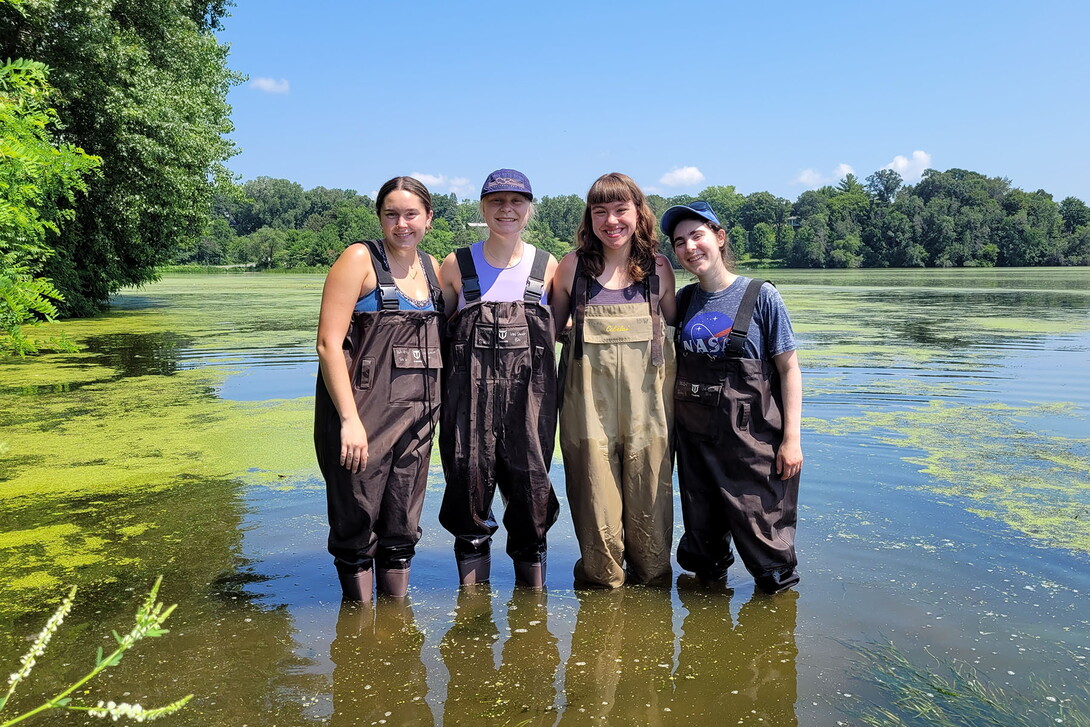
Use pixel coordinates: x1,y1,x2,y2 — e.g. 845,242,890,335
481,168,533,199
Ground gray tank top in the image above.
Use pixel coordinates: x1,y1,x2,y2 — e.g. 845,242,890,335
587,278,648,305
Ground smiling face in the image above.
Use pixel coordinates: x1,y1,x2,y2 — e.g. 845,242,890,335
672,217,727,277
481,192,532,236
590,198,640,251
379,189,432,250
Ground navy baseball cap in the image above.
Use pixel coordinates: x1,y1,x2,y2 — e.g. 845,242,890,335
660,201,721,237
481,169,533,199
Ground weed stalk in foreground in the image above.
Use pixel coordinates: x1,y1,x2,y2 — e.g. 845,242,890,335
0,577,192,725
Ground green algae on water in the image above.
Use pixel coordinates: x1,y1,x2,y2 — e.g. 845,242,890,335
814,400,1090,554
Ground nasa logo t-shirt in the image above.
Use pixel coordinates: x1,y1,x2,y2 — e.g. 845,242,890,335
681,310,735,356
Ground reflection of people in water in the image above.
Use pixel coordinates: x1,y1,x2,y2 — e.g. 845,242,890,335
440,586,560,725
330,600,434,726
668,580,799,726
559,588,674,726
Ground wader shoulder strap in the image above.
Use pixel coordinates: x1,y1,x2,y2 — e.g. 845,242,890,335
674,283,697,344
361,240,400,311
418,248,444,310
572,257,588,360
454,246,481,302
524,246,549,303
647,273,665,366
725,278,766,356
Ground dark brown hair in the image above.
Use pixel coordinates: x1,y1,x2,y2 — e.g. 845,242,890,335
376,176,433,216
670,214,735,270
576,173,658,281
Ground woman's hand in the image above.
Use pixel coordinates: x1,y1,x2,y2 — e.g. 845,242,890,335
776,437,803,480
340,417,369,473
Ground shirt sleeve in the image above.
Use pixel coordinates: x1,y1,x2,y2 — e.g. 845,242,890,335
758,283,797,358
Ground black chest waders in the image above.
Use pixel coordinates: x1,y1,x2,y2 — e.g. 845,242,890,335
314,240,443,600
673,280,800,594
438,246,560,588
559,259,675,589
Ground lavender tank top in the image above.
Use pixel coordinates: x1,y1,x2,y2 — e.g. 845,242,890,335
456,241,548,310
587,277,648,305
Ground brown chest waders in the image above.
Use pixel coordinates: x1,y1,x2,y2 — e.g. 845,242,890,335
438,246,560,587
314,240,443,592
673,279,800,594
559,260,675,589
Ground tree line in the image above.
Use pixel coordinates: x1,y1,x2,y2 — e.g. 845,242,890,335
2,0,238,353
190,169,1090,271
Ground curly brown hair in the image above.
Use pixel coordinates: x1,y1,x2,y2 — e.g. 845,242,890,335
576,173,658,281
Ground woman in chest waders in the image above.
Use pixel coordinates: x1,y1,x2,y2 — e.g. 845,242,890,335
661,201,803,593
551,172,677,589
314,176,444,602
438,169,561,588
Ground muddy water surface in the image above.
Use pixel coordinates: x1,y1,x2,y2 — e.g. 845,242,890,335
2,269,1088,725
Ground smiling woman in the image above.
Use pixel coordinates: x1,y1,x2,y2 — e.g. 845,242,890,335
313,176,444,603
550,172,677,589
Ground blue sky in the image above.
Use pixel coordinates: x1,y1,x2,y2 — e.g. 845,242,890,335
219,1,1090,203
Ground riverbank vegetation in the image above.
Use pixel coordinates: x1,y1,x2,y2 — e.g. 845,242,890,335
177,169,1090,273
1,0,241,330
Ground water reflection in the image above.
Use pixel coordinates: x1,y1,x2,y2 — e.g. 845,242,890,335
331,599,434,726
440,586,560,725
560,588,674,726
669,578,799,726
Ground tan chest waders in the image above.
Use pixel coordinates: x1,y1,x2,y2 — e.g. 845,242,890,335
314,240,443,598
673,279,800,593
559,260,675,588
439,246,559,587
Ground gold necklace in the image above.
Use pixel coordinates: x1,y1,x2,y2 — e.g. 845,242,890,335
383,242,419,279
482,240,523,270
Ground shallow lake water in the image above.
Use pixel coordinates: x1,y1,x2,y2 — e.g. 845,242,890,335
2,268,1088,725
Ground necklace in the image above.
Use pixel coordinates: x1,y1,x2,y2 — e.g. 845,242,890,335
383,242,419,279
482,240,523,270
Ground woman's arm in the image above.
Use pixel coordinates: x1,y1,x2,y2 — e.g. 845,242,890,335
316,245,375,473
549,252,578,341
772,349,803,479
655,254,677,326
438,251,461,319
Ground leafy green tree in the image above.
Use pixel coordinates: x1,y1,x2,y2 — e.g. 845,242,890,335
2,0,242,315
749,222,776,259
740,191,787,230
697,185,745,229
865,169,903,205
235,177,308,234
535,195,584,247
1059,197,1090,233
728,224,747,261
1,57,100,354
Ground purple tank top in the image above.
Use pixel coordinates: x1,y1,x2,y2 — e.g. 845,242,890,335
587,277,648,305
456,242,548,311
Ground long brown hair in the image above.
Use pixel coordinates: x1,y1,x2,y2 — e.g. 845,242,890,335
576,173,658,281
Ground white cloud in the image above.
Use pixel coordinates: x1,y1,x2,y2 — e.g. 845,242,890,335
659,166,705,188
410,172,474,198
794,169,824,186
884,150,932,182
793,163,855,188
250,77,290,94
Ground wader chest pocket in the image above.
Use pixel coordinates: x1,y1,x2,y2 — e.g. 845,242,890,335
392,346,442,369
474,325,530,349
674,378,721,438
354,357,375,390
582,316,652,344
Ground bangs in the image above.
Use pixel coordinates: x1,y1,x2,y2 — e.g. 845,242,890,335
586,173,642,206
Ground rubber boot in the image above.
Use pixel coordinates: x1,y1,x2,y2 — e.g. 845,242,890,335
457,553,491,586
514,558,546,590
377,567,410,598
337,568,374,603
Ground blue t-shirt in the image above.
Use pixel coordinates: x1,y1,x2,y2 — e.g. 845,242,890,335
679,276,796,361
